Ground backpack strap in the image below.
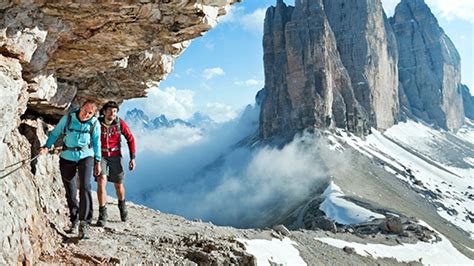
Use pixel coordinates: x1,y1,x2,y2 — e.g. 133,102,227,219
115,117,122,135
63,111,75,135
62,110,97,151
62,111,76,148
115,117,122,150
88,119,97,148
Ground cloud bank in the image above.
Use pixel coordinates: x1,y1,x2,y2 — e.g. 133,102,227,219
122,103,331,227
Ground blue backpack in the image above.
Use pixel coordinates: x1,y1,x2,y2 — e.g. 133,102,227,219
62,110,97,151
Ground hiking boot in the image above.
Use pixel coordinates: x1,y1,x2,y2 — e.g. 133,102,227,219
78,221,90,239
65,221,79,234
118,200,128,222
95,206,108,227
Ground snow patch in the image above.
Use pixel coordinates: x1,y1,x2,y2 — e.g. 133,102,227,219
238,238,306,265
320,182,385,225
316,221,472,264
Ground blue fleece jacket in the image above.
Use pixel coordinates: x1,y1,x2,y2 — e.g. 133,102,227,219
44,111,101,162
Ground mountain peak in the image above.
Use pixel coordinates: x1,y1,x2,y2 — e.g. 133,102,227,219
392,0,464,130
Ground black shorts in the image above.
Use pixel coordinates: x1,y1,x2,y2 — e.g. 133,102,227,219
97,155,124,184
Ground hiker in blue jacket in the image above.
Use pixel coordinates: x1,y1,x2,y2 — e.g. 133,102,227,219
39,100,101,239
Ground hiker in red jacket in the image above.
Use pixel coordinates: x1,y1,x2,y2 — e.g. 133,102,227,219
95,101,136,226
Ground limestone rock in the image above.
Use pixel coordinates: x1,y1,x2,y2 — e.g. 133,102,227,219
0,123,66,265
0,55,27,142
260,0,369,140
379,216,404,234
324,0,399,130
461,85,474,120
390,0,464,131
273,224,291,236
343,246,355,254
0,1,238,120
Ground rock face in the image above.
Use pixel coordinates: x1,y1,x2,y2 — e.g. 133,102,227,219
323,0,399,130
1,1,237,120
461,85,474,120
0,1,238,264
260,0,469,140
260,0,402,140
390,0,464,131
260,0,369,140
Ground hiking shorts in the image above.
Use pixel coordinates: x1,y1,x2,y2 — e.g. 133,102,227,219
97,155,125,184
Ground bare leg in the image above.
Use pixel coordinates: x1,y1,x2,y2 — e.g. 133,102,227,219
114,183,125,201
97,175,107,207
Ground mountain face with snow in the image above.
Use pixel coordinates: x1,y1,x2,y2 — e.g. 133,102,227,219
249,0,474,261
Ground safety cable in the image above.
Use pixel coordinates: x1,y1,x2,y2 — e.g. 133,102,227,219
0,154,40,180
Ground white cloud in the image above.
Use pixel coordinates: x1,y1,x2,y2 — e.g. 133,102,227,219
202,102,238,123
234,79,264,87
426,0,474,22
240,8,267,34
382,0,474,22
127,129,329,227
136,125,203,154
218,6,267,34
203,67,225,80
123,85,237,124
145,86,195,120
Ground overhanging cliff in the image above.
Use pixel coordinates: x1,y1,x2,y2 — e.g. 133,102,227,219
1,0,239,119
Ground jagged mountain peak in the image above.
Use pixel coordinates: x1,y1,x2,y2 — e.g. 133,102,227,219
126,108,150,120
391,0,464,131
261,0,468,142
123,108,217,130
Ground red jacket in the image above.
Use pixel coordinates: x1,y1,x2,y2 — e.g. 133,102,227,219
100,117,136,159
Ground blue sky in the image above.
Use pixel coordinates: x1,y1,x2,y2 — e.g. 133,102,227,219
123,0,473,122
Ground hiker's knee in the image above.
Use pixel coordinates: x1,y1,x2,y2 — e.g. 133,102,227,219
113,182,123,190
97,175,107,186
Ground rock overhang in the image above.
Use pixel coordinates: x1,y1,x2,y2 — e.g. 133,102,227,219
1,0,240,119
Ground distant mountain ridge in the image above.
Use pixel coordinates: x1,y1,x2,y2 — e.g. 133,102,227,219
124,108,215,130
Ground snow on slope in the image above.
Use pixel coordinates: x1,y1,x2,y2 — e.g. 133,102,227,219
384,119,474,176
316,221,473,264
320,182,385,224
457,120,474,144
238,238,306,265
331,120,474,238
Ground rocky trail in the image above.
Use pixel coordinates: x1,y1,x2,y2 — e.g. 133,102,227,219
35,192,462,265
